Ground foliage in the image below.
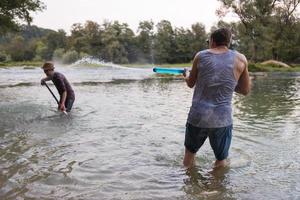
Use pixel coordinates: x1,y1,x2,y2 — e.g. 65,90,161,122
217,0,300,62
152,20,175,63
62,50,80,64
43,29,67,59
191,23,208,53
0,0,45,33
0,60,43,67
5,35,35,61
0,0,299,66
0,51,7,62
136,20,154,63
52,48,65,62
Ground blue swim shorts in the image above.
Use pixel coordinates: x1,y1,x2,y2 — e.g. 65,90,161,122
65,98,75,112
184,122,232,161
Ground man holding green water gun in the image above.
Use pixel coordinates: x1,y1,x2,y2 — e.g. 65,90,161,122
183,28,251,168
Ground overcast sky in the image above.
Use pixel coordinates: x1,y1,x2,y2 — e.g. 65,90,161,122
32,0,238,33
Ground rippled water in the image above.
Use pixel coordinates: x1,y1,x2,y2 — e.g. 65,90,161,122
0,65,299,199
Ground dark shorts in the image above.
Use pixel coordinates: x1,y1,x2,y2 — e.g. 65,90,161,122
65,98,75,112
184,123,232,160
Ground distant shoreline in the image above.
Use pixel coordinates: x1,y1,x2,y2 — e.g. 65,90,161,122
0,61,43,68
1,61,300,72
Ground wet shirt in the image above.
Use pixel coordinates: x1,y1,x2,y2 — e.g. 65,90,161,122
52,72,75,100
187,49,237,128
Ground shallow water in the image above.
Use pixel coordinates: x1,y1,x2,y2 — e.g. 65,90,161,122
0,65,299,199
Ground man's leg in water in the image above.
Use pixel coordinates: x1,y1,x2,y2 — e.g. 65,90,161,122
214,159,227,168
65,98,75,112
183,148,196,168
184,123,208,168
209,125,232,168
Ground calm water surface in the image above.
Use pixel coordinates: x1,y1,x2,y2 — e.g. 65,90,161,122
0,65,299,199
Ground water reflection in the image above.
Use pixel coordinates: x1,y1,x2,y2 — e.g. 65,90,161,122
183,166,234,200
234,77,299,120
0,67,300,199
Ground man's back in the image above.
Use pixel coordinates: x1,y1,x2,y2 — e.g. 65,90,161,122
187,49,238,128
183,27,251,169
52,72,75,100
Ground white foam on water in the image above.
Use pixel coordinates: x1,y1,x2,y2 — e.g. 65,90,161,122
15,157,29,165
72,56,152,71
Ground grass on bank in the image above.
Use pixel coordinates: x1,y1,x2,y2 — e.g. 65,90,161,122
0,61,43,68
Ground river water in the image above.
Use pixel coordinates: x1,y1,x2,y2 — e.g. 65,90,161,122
0,64,299,199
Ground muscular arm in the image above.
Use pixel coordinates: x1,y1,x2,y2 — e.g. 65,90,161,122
184,53,199,88
59,91,67,111
234,54,251,95
60,91,67,105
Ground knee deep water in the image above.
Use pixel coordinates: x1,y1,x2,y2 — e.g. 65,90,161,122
0,65,300,199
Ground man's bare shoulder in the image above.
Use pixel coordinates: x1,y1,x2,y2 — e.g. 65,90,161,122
235,51,247,65
194,51,202,58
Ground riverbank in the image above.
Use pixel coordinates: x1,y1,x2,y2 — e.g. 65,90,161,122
0,61,43,68
125,62,300,72
1,61,300,72
248,63,300,72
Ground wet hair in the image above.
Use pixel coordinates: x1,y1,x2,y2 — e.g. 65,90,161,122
210,28,232,47
42,62,54,70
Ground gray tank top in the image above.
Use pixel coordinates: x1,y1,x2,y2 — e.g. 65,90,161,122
187,49,237,128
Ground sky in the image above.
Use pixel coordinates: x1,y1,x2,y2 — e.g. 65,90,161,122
32,0,238,33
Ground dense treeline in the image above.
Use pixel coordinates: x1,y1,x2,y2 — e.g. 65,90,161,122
0,0,299,64
0,20,208,64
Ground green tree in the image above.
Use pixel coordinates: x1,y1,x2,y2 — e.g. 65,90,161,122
269,1,300,61
153,20,175,63
83,21,103,57
35,40,48,60
62,50,79,64
217,0,300,62
0,0,45,33
173,27,194,63
52,48,65,62
32,29,68,60
68,23,87,53
7,35,35,61
68,21,104,59
0,25,56,61
100,21,136,63
136,20,154,63
191,23,207,55
45,29,67,54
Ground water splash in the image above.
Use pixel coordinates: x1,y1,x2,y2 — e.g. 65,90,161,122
71,56,145,71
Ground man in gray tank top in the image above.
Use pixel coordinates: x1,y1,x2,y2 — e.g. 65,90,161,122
183,28,251,168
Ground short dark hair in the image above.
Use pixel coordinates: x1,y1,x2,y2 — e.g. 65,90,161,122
210,28,232,47
42,62,54,70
